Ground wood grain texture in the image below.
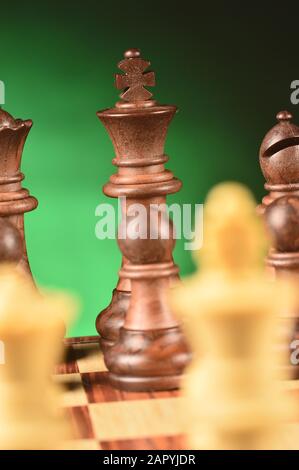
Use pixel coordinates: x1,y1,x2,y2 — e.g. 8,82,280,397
56,337,186,450
100,435,185,451
56,337,299,450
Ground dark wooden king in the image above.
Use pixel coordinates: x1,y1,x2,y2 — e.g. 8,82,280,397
259,111,299,378
95,48,190,391
0,108,37,276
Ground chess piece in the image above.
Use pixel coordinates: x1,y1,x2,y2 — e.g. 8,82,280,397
264,196,299,378
259,110,299,212
0,265,76,449
96,274,130,352
95,48,190,391
0,109,38,278
171,183,296,450
259,111,299,378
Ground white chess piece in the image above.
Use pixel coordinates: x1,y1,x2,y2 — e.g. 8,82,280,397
0,266,76,449
171,183,297,450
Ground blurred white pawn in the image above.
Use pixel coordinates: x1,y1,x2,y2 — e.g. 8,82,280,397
171,182,297,450
0,265,76,449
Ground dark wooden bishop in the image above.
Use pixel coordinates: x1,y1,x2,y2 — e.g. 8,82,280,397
0,109,37,276
95,48,190,391
259,111,299,378
259,111,299,210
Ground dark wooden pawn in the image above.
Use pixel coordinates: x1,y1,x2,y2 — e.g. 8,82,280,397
96,267,130,352
96,49,190,391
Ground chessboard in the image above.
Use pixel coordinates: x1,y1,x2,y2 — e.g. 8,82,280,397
56,336,299,451
56,336,186,450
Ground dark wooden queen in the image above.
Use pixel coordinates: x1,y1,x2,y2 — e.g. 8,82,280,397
95,48,190,391
0,108,37,275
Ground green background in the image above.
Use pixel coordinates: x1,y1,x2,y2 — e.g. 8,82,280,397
1,2,298,336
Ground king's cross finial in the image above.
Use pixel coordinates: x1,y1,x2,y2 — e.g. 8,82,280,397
115,48,156,102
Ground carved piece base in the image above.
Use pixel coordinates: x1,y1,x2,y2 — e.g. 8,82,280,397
96,289,130,352
105,326,191,392
109,373,182,392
